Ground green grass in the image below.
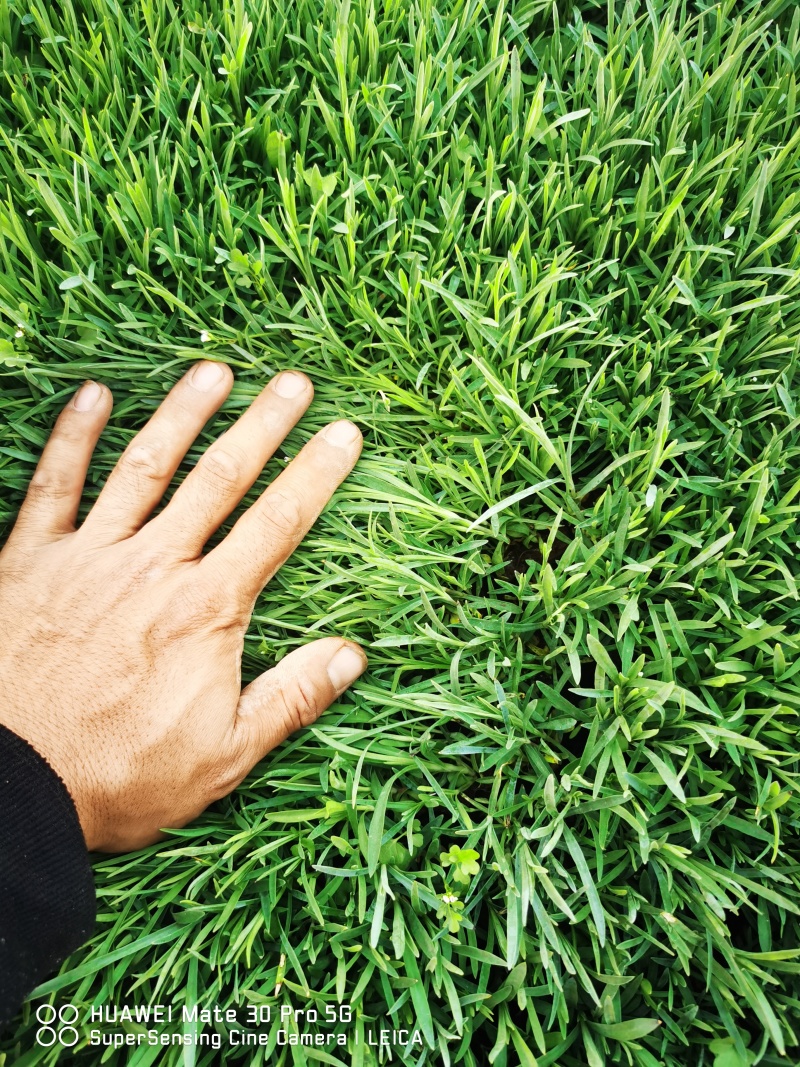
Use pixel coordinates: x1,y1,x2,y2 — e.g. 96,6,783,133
1,0,800,1063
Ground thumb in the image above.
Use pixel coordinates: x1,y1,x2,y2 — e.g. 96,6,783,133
234,636,368,762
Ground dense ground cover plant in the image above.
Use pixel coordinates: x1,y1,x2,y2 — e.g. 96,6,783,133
1,0,800,1063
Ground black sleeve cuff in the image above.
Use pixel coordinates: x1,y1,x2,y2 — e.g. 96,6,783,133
0,723,96,1031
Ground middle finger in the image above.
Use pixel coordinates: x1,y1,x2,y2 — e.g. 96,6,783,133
147,369,314,558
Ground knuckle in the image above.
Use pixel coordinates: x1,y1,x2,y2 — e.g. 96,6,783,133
116,538,177,588
199,447,242,491
171,390,206,418
25,465,73,504
122,440,170,482
255,491,303,541
58,416,94,446
280,673,320,733
159,579,244,638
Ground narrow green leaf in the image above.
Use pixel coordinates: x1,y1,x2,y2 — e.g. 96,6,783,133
563,825,606,946
591,1018,661,1040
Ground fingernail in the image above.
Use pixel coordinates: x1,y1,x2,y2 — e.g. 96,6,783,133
323,420,361,447
73,380,102,411
328,644,367,693
190,361,226,391
274,371,307,398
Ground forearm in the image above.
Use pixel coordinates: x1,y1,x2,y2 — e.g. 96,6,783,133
0,724,96,1031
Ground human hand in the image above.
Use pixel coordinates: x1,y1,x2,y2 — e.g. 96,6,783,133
0,363,367,852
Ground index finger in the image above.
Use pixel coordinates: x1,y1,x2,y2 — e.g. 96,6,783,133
198,418,362,607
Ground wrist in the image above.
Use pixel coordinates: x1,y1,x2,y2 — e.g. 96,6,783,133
0,714,97,850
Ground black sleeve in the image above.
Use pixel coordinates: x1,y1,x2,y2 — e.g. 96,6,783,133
0,724,96,1031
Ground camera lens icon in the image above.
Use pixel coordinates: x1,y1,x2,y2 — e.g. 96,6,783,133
35,1004,79,1047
